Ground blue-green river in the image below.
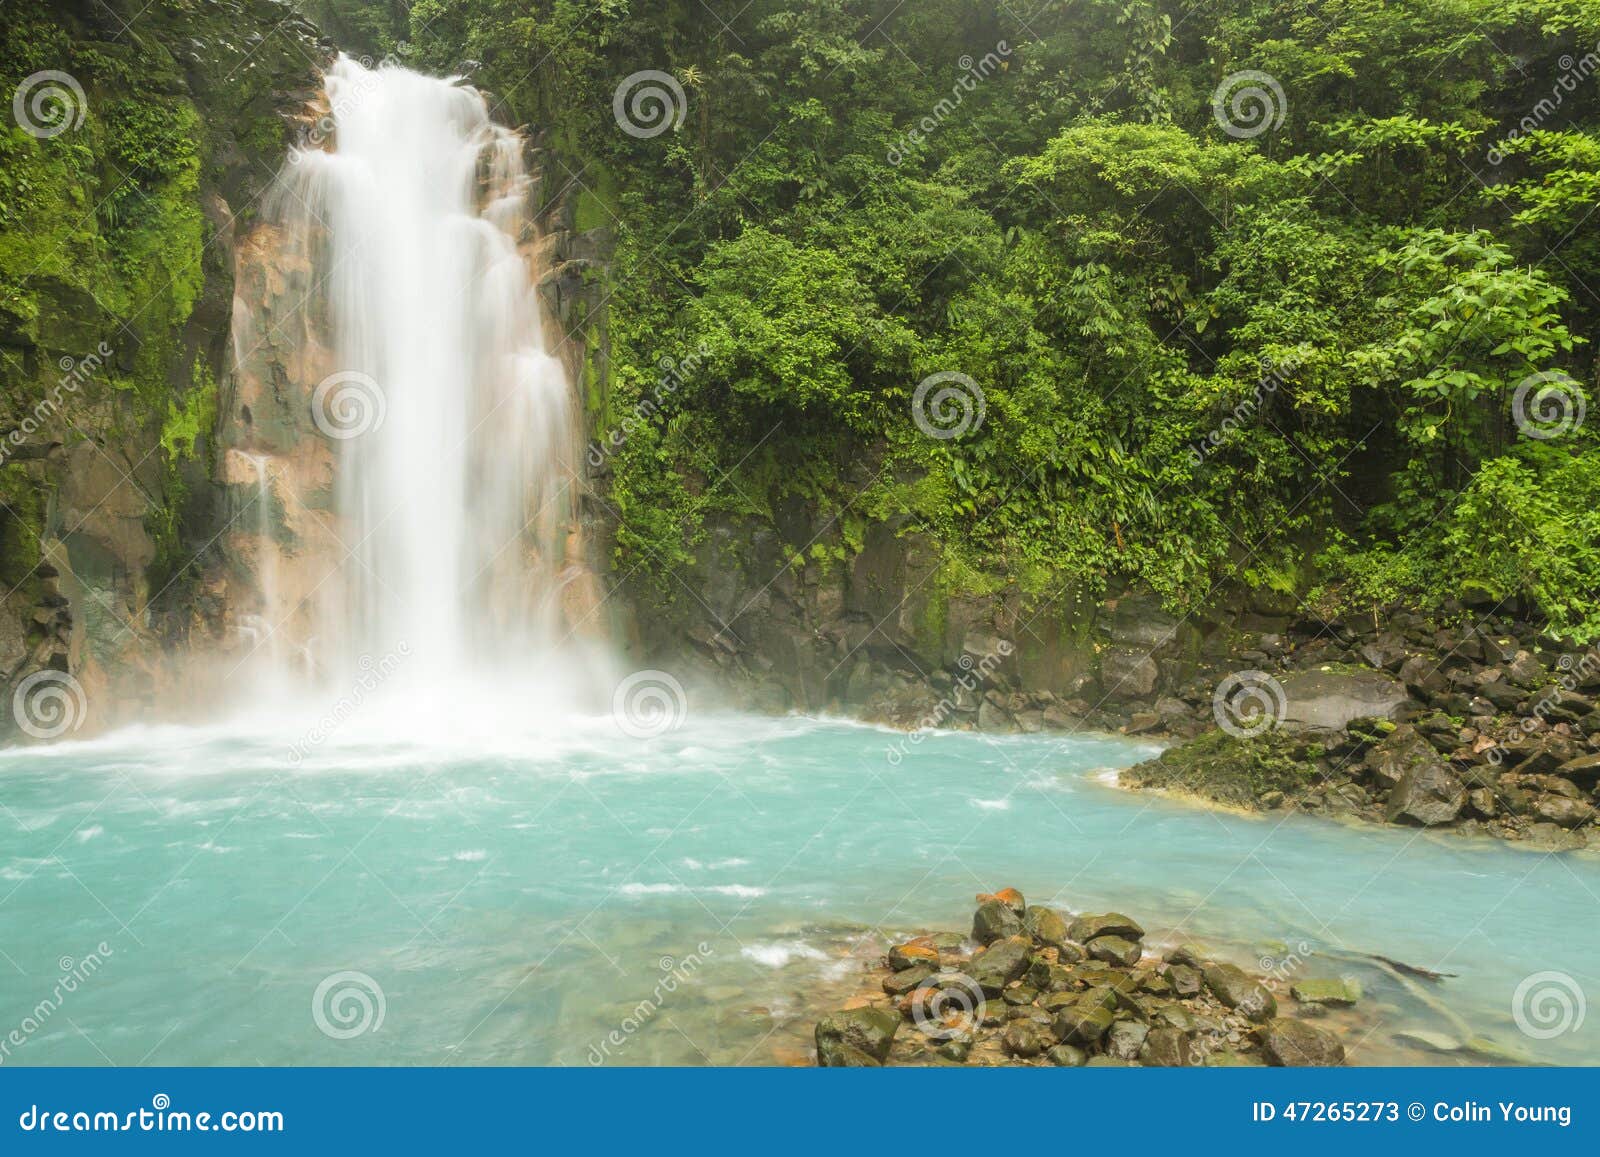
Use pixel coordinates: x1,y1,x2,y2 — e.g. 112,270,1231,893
1,714,1595,1065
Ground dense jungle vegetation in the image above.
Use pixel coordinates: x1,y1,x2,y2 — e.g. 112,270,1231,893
13,0,1600,636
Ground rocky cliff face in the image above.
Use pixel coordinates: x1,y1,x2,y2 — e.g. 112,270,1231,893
0,0,326,736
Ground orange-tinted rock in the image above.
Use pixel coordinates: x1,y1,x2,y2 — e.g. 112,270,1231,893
887,938,941,971
975,887,1026,914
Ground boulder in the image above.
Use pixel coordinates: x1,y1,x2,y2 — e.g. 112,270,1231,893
1256,1017,1346,1066
1046,1043,1089,1067
972,899,1023,944
1001,1021,1048,1059
1554,752,1600,787
1479,679,1524,711
1384,761,1466,826
887,938,940,971
882,965,936,996
1088,935,1143,968
1278,669,1409,731
816,1006,899,1066
1101,649,1160,699
1498,737,1574,776
1361,727,1431,789
1105,597,1189,650
1202,963,1277,1022
984,886,1027,913
1397,655,1447,698
969,935,1032,995
1069,912,1144,943
1022,905,1070,948
1027,959,1076,993
1165,944,1206,968
1052,1003,1115,1046
977,700,1015,732
1166,964,1202,997
1105,1019,1150,1060
1139,1026,1197,1066
1533,794,1595,829
1507,650,1546,688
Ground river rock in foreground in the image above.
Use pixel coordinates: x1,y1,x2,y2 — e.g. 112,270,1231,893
813,890,1348,1067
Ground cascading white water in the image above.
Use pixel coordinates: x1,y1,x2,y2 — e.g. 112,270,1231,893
248,56,603,718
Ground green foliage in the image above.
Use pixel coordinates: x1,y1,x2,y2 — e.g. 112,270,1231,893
395,0,1600,628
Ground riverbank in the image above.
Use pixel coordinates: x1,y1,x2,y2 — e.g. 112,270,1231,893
1105,609,1600,851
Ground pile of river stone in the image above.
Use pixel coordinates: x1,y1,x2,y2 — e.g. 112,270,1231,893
814,890,1352,1067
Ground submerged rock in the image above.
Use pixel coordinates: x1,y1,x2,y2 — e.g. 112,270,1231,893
1290,978,1361,1006
1256,1017,1346,1066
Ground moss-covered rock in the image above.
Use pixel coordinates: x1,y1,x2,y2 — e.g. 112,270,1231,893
1121,729,1323,810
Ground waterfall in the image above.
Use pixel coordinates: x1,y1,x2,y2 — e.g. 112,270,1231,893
239,56,603,719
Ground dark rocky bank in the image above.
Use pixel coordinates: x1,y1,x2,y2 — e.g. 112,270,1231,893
1116,609,1600,850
